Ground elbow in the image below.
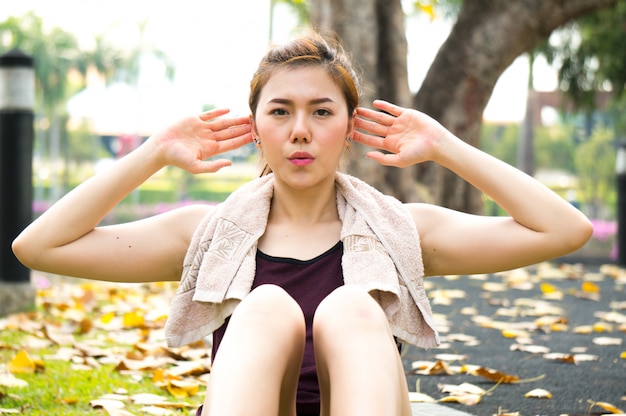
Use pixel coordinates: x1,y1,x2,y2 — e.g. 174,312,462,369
563,216,594,254
11,233,37,270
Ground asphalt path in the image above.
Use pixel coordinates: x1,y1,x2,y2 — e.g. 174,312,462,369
401,262,626,416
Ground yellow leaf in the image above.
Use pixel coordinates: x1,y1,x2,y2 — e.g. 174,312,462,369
408,392,436,403
417,3,436,20
7,350,36,374
589,401,624,414
581,281,600,293
440,394,482,405
593,322,614,333
123,311,145,328
166,379,199,398
525,388,552,399
501,329,530,339
620,351,626,359
540,282,557,294
100,312,115,324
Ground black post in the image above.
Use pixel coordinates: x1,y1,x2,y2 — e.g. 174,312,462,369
617,141,626,266
0,49,35,315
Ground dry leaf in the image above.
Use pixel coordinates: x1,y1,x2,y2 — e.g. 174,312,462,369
440,382,486,395
0,371,28,388
408,392,436,403
90,399,126,409
588,400,624,414
593,337,623,346
525,388,552,399
440,394,482,405
7,350,38,374
415,359,455,375
468,366,520,383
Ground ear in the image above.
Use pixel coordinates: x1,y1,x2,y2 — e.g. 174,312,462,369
250,114,261,146
347,109,357,137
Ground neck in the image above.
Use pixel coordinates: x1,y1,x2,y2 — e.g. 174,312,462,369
269,179,338,225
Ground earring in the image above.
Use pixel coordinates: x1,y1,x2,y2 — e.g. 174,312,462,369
253,137,261,145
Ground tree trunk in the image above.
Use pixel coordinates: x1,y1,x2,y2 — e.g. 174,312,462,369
310,0,417,201
414,0,616,212
311,0,616,212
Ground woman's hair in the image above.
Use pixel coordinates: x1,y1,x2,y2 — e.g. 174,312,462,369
249,30,362,176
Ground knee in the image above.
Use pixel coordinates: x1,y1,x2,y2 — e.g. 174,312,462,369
233,284,305,335
313,286,389,339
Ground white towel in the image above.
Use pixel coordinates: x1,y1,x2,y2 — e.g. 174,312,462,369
165,172,440,349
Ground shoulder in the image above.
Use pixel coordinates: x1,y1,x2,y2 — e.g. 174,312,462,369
150,203,216,246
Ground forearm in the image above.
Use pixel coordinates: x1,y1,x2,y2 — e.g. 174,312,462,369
434,132,592,242
14,140,163,253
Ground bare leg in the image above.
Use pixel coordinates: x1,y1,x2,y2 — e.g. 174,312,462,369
313,286,412,416
202,284,305,416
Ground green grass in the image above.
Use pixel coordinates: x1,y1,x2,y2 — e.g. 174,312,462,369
0,282,206,415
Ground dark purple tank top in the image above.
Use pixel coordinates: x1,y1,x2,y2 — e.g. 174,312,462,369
211,241,344,415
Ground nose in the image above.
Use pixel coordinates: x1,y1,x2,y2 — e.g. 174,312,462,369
290,112,310,143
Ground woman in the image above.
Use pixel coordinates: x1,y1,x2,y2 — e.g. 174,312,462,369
12,31,592,416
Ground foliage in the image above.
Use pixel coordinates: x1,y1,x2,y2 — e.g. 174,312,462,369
0,278,205,415
574,126,616,218
551,1,626,109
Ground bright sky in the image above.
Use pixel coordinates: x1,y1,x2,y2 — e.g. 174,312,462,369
0,0,559,134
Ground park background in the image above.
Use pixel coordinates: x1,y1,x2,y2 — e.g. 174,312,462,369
0,2,625,414
1,1,621,265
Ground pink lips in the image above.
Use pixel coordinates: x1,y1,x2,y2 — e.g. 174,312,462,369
289,151,315,166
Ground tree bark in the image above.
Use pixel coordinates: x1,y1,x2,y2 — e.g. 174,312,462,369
310,0,417,200
413,0,616,212
311,0,616,212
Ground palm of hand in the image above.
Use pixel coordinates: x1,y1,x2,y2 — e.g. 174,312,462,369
154,109,252,174
354,101,444,168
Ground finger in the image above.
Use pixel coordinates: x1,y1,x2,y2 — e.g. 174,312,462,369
366,151,406,168
356,107,395,126
352,131,388,151
372,100,405,117
191,159,233,174
215,132,253,153
199,108,231,121
354,117,388,137
210,124,252,141
212,116,252,131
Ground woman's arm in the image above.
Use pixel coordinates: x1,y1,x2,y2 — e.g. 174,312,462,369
12,109,252,282
354,100,593,277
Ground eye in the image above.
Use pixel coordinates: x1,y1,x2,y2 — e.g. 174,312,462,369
314,108,331,116
270,108,288,116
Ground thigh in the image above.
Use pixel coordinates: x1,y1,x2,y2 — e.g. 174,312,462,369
313,286,411,416
204,284,306,416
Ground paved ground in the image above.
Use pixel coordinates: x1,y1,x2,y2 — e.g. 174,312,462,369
401,262,626,416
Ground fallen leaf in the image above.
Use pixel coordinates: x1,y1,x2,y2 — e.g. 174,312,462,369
588,400,624,414
0,371,28,388
7,350,38,374
439,394,482,405
593,337,623,346
581,281,600,293
525,388,552,399
90,399,126,409
468,366,520,383
408,392,436,403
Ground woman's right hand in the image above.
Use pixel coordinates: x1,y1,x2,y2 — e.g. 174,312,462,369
151,108,252,174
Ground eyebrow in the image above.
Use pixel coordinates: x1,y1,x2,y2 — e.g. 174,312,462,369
267,97,336,105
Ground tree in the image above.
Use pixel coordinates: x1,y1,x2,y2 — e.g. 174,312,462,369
0,12,175,200
309,0,617,213
575,126,616,218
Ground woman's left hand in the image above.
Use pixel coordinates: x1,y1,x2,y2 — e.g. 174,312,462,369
353,100,449,168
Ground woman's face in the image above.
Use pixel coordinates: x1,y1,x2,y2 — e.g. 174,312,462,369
252,66,354,190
